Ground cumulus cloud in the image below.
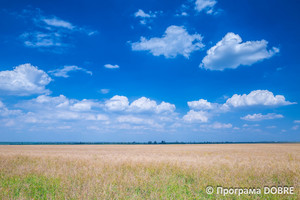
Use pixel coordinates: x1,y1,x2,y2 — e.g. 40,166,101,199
71,100,94,111
156,101,176,113
184,90,295,124
105,96,176,114
188,99,213,110
0,63,51,96
104,64,120,69
105,95,129,111
195,0,217,14
183,110,209,123
131,25,204,58
225,90,295,108
241,113,284,121
2,94,178,132
200,32,279,71
48,65,92,78
128,97,175,113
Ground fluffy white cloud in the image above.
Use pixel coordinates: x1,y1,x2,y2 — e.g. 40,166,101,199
134,9,155,18
294,120,300,124
184,90,294,124
105,95,129,111
104,64,120,69
71,100,94,111
0,63,51,96
48,65,92,78
129,97,157,112
241,113,284,121
156,101,176,113
3,94,177,132
195,0,217,14
129,97,175,113
225,90,294,108
200,32,279,71
188,99,213,110
105,96,176,114
183,110,208,123
131,25,204,58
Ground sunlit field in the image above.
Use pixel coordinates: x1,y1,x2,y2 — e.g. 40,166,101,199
0,144,299,199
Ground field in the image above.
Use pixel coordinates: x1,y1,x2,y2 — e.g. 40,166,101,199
0,144,299,199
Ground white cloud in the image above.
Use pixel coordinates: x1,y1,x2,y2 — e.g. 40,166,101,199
5,94,176,132
42,17,75,30
128,97,175,113
201,122,232,129
188,99,213,110
241,113,284,121
225,90,295,108
0,63,51,96
71,100,93,111
21,32,63,48
104,64,120,69
294,120,300,124
105,95,129,111
0,101,22,117
117,115,154,125
200,32,279,71
19,9,97,51
131,25,204,58
156,101,176,113
134,9,161,25
195,0,217,14
105,96,176,114
48,65,92,78
184,90,294,124
129,97,157,112
183,110,209,123
134,9,153,18
292,125,299,130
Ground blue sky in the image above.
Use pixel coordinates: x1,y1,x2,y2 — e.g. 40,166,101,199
0,0,299,142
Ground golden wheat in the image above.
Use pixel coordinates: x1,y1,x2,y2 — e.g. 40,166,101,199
0,144,299,199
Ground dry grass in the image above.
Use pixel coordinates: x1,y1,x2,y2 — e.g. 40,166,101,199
0,144,299,199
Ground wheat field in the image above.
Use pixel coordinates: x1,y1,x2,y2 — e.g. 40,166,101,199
0,144,299,199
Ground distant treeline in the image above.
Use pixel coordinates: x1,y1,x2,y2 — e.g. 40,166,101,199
0,141,298,145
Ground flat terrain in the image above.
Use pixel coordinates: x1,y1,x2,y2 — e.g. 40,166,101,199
0,144,299,199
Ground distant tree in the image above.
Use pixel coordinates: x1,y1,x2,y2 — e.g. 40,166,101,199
148,141,152,144
161,140,166,144
153,141,157,144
